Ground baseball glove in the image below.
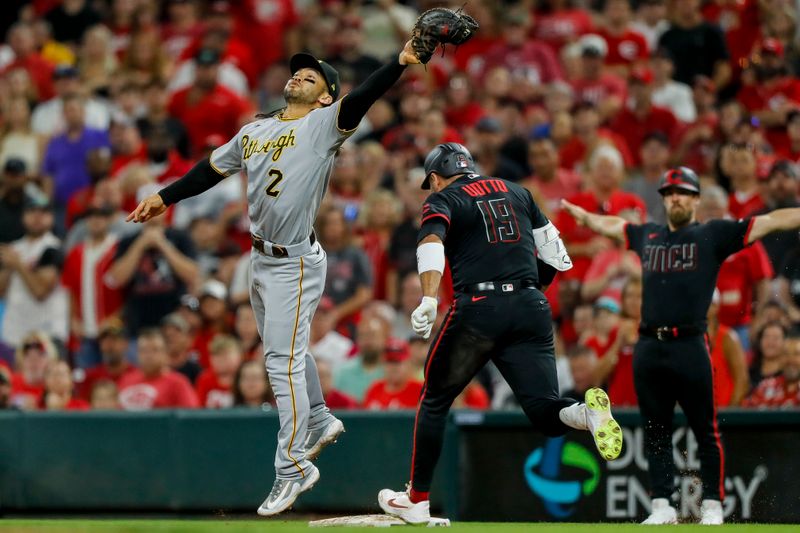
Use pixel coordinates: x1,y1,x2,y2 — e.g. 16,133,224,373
411,7,479,64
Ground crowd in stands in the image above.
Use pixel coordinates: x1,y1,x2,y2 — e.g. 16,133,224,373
1,0,800,413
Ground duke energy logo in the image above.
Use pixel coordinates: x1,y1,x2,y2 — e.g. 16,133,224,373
524,436,600,518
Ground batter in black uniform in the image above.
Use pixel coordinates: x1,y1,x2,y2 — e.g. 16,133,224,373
377,143,624,525
562,166,800,525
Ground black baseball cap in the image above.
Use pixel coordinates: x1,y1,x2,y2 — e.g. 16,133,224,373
23,195,54,211
658,167,701,195
768,159,798,180
196,48,221,66
4,158,27,174
289,53,340,101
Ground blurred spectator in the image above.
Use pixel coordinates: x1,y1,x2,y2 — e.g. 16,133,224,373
89,379,120,410
328,15,382,86
2,23,55,101
522,136,582,217
452,379,491,410
233,358,275,409
357,189,402,300
41,359,89,410
558,102,632,172
363,339,422,410
118,328,199,410
334,315,387,403
570,35,627,122
160,312,202,385
358,0,418,61
0,97,42,174
77,25,118,95
64,147,112,230
316,358,358,409
310,296,353,371
707,289,749,407
228,0,301,74
632,0,669,51
443,72,485,131
76,318,136,401
31,65,111,136
479,8,562,93
109,117,147,177
673,76,719,174
170,29,249,97
719,142,766,219
749,322,787,391
64,176,135,252
43,0,100,46
392,272,422,342
42,94,111,228
469,116,526,183
318,205,373,335
777,110,800,162
557,144,646,281
8,331,59,409
233,302,262,362
657,0,731,88
196,334,241,408
743,334,800,408
0,158,38,243
0,197,68,346
533,0,594,53
62,204,124,368
137,81,190,159
698,184,772,350
122,28,172,87
167,48,253,157
561,345,598,402
162,0,204,60
650,47,696,123
32,19,75,68
611,67,680,167
581,225,642,303
192,279,232,369
586,294,638,407
407,336,430,380
106,203,198,335
598,0,650,76
624,131,671,224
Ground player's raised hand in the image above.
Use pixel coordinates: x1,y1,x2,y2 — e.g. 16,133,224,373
411,296,438,339
399,40,422,65
127,193,167,223
560,199,588,226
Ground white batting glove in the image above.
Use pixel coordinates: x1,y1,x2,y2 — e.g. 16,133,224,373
411,296,438,339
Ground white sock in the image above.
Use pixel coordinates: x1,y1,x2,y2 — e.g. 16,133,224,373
559,402,588,430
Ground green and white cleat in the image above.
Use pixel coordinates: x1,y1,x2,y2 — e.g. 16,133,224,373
585,387,623,461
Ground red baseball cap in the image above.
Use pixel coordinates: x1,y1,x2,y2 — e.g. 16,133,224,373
761,38,784,58
384,339,410,363
318,296,335,313
629,66,653,85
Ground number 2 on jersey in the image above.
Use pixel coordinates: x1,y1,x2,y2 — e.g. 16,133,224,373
476,199,520,243
265,169,283,198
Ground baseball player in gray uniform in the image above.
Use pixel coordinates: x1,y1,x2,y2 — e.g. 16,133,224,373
128,42,421,516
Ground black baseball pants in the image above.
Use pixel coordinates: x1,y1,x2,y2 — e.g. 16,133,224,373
410,288,576,493
633,334,725,501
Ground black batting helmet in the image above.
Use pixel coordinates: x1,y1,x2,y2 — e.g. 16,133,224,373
421,143,477,190
658,166,701,195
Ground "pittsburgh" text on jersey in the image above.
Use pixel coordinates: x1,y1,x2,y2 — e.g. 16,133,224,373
242,129,297,162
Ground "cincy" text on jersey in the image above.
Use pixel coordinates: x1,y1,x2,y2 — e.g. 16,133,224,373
241,129,297,162
641,243,698,273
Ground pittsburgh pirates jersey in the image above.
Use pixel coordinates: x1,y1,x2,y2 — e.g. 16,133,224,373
419,174,550,289
625,218,754,328
210,100,355,245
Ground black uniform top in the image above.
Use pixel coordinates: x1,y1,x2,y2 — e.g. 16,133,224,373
418,174,551,290
625,218,754,328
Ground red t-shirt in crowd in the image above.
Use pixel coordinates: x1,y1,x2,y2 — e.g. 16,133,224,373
10,374,44,409
479,41,563,84
583,248,641,303
559,130,634,171
363,379,423,410
611,106,681,166
728,190,766,219
118,369,199,410
78,362,139,401
2,54,55,101
716,240,773,328
444,102,485,130
556,190,647,280
585,328,638,407
570,74,627,110
458,383,490,409
598,28,649,67
168,84,252,156
325,389,359,409
195,369,234,409
453,35,504,73
62,239,124,334
742,375,800,408
523,168,583,215
155,151,195,183
533,9,594,53
230,0,300,72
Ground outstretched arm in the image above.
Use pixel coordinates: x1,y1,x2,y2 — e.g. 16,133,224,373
746,208,800,244
336,41,420,131
560,199,628,241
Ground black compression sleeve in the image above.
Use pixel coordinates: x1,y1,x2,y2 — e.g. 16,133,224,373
158,158,226,206
337,58,407,131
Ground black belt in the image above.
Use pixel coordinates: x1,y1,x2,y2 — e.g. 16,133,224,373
463,279,538,294
251,232,316,258
639,324,703,341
